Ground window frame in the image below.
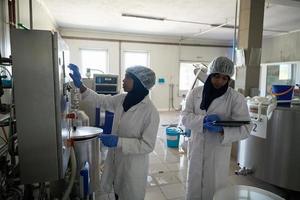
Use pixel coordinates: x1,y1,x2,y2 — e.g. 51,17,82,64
122,50,150,79
179,61,206,95
80,48,109,77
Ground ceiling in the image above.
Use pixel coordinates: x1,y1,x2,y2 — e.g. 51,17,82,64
42,0,300,42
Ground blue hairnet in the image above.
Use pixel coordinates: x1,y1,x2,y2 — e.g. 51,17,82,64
208,57,234,77
126,66,156,89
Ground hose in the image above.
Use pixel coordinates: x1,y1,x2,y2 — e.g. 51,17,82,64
62,146,77,200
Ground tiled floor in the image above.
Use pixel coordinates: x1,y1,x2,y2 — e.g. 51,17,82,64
97,111,300,200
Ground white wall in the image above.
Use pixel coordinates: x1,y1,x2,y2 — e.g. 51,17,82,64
62,29,231,111
18,0,56,30
0,0,10,57
262,30,300,63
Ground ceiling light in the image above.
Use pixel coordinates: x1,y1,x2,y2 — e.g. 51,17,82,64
121,13,211,26
122,13,165,21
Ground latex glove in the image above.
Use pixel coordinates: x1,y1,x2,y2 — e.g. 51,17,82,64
204,122,224,133
68,63,82,88
99,134,118,147
203,114,223,133
203,114,220,123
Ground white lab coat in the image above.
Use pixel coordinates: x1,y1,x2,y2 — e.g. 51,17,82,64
81,88,160,200
181,86,252,200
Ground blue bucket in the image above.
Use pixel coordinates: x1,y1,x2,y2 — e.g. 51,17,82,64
166,127,181,148
272,85,294,107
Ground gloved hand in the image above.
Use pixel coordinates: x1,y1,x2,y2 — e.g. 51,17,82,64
204,122,223,133
203,114,220,123
99,134,118,147
203,114,223,133
68,63,82,88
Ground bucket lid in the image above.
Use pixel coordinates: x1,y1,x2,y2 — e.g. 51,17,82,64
70,126,103,139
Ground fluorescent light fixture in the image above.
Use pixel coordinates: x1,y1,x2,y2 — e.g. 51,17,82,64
122,13,165,21
121,13,211,26
211,24,235,29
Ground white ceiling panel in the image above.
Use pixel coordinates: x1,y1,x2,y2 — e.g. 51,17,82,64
42,0,300,42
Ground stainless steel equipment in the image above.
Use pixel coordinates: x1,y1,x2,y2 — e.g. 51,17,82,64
70,126,102,198
10,29,71,183
238,106,300,191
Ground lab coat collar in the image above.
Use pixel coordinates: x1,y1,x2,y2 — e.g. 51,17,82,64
125,95,150,112
197,86,230,100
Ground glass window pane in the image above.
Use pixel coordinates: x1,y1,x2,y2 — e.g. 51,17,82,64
279,64,292,80
124,51,149,70
80,49,108,77
179,62,204,91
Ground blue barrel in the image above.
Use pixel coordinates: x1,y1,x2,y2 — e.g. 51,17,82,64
272,85,294,107
166,127,180,148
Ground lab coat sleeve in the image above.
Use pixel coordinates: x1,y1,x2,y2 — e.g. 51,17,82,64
81,88,121,112
181,89,205,131
221,94,253,144
119,109,160,155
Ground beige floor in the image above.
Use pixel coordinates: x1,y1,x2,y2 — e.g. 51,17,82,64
97,111,300,200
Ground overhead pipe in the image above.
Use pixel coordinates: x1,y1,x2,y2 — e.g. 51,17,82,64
8,0,16,28
29,0,33,29
193,21,229,37
233,0,239,63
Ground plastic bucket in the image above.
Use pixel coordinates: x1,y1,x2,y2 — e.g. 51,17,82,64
166,127,180,148
272,85,294,107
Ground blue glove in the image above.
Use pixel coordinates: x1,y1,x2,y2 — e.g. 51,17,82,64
203,114,223,133
203,114,220,123
68,63,82,88
204,122,224,133
99,134,118,147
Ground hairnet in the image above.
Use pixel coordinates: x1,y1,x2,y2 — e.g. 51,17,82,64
208,57,234,77
126,66,156,89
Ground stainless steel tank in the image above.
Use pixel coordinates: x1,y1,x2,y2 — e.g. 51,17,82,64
238,105,300,191
71,126,103,197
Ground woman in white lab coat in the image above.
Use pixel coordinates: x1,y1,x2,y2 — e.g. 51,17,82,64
181,57,252,200
69,64,160,200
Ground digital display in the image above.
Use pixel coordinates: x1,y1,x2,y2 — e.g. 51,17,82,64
95,76,117,84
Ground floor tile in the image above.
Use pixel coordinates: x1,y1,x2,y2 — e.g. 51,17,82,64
149,163,169,174
150,153,163,164
147,175,158,187
153,171,181,185
174,170,187,183
145,187,166,200
160,183,186,199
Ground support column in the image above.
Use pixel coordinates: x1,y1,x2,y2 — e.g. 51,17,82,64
235,0,265,96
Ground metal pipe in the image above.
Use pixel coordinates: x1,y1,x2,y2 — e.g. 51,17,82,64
193,22,229,37
119,41,122,89
29,0,33,29
233,0,239,63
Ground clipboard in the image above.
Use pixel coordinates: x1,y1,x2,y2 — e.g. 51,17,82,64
212,121,250,127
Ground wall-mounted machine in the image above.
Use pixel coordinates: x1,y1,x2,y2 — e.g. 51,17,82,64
9,29,104,199
93,74,119,95
11,29,71,183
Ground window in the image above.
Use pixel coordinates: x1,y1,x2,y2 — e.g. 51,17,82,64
264,63,298,95
179,62,205,92
124,51,149,70
80,49,108,78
